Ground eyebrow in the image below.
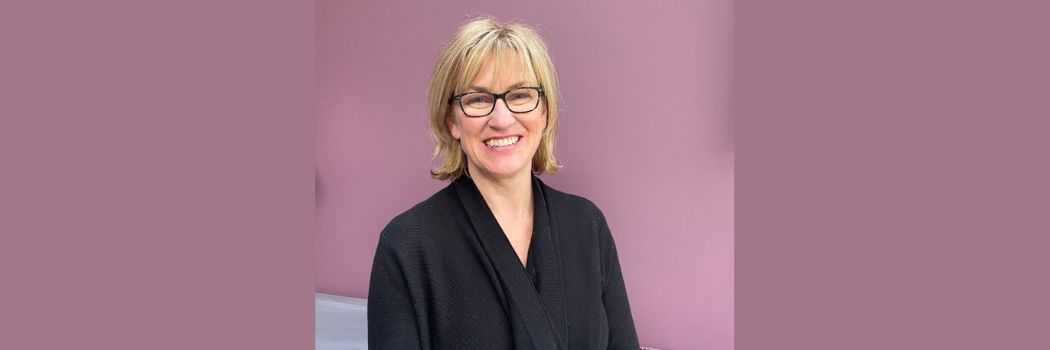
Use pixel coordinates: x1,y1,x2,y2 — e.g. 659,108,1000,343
465,82,528,93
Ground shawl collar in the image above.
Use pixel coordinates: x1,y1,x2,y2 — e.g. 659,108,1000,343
452,175,568,350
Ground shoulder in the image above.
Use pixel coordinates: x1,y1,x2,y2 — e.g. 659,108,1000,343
377,183,458,248
539,179,620,275
540,180,604,217
539,179,611,235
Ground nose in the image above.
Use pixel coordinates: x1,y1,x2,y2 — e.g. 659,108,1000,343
486,98,516,129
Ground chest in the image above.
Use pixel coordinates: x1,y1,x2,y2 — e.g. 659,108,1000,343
417,214,610,348
494,214,533,267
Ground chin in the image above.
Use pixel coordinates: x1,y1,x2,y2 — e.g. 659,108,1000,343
478,161,531,179
485,168,528,178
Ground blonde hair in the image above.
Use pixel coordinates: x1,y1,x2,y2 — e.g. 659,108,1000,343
428,16,562,181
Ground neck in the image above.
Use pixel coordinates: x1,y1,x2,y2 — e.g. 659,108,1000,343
467,166,533,218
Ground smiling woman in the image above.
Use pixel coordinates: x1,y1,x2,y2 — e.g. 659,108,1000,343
367,17,640,349
427,18,562,182
448,54,548,183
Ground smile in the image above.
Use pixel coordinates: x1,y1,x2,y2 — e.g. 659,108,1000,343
484,136,521,148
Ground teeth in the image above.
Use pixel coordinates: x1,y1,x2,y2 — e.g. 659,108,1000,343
485,136,520,147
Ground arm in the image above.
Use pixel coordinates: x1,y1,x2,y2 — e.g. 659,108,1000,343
597,210,641,349
367,231,424,350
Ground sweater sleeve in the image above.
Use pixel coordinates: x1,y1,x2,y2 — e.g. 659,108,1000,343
597,209,641,349
367,229,424,350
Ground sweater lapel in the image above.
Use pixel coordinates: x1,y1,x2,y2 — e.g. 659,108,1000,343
453,175,566,350
531,176,569,349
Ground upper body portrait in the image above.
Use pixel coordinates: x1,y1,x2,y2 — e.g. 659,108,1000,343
367,17,639,349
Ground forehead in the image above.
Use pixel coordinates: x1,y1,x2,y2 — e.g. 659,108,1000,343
458,51,538,92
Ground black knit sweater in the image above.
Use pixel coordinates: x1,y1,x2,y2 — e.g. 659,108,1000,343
367,175,639,349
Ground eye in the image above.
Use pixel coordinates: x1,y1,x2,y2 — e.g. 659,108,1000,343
463,94,493,106
507,90,536,104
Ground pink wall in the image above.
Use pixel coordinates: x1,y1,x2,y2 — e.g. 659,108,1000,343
316,1,733,348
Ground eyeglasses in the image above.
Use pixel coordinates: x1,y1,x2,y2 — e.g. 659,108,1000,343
449,87,545,118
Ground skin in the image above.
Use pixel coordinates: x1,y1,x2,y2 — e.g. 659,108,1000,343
448,53,547,267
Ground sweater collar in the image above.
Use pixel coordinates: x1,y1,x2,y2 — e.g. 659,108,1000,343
452,174,568,349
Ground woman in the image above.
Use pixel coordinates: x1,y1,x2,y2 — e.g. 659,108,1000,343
367,17,639,349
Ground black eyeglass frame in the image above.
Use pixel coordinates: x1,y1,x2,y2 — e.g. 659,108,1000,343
448,87,545,118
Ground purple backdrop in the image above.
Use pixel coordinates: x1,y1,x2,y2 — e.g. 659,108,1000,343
316,1,733,348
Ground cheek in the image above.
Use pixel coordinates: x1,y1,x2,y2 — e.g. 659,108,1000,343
453,116,486,142
533,115,548,136
537,107,549,130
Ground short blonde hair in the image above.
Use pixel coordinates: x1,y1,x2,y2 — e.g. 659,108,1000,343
428,16,562,181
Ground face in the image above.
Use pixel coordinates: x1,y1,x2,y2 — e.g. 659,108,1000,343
449,54,547,181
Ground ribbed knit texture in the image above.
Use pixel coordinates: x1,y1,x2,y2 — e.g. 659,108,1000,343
367,175,639,349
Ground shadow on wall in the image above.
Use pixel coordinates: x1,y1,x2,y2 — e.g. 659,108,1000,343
316,167,326,207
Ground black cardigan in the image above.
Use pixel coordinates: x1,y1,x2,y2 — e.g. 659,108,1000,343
367,175,640,349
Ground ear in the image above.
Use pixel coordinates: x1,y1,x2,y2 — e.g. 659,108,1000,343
447,114,461,140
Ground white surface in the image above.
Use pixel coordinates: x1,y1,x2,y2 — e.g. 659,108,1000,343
316,293,368,350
